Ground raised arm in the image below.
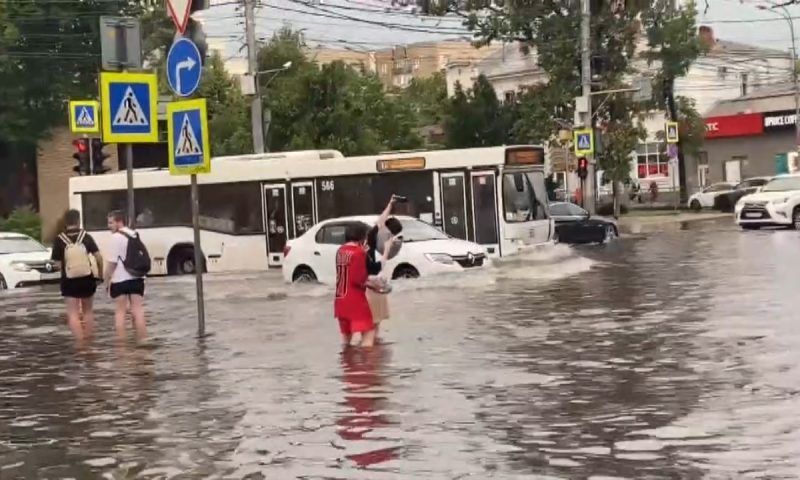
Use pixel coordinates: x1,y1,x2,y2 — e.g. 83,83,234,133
376,196,396,228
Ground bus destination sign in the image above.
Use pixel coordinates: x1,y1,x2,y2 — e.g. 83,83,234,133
377,157,426,172
506,148,545,166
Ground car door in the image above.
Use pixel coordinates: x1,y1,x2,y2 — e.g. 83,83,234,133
310,222,362,284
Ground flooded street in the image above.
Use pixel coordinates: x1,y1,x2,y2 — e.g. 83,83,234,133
3,219,800,479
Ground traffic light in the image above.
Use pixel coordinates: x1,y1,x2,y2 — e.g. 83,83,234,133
577,157,589,180
72,138,90,175
91,138,111,174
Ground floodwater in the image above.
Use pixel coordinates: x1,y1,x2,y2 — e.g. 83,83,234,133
2,219,800,479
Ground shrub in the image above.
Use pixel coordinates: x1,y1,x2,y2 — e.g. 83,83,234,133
0,206,42,241
596,202,629,216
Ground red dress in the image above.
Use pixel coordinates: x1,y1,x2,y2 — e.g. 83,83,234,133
334,243,374,335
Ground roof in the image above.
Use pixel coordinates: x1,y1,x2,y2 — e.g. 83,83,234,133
709,39,791,59
705,82,797,116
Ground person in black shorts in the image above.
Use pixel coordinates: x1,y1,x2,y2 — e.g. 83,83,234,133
103,210,147,342
50,209,103,344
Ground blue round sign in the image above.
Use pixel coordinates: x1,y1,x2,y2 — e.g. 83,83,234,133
167,38,202,97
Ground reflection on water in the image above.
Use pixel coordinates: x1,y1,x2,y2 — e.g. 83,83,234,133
2,222,800,478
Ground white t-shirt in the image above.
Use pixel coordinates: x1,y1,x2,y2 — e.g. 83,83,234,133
109,227,138,284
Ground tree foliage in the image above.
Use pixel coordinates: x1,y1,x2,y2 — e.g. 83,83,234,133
444,75,514,148
399,72,448,127
259,29,422,155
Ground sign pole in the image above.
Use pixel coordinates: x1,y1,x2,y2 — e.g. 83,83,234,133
190,173,205,336
125,144,136,228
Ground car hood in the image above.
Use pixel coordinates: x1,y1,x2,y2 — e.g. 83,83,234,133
400,238,486,256
0,251,51,265
740,191,800,202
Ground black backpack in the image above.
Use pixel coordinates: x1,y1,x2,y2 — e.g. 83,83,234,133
121,231,151,277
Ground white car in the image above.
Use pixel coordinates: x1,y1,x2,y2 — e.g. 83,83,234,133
735,174,800,230
687,182,735,210
282,216,487,284
0,232,60,290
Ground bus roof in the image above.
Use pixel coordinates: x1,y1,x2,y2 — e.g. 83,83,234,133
70,145,544,194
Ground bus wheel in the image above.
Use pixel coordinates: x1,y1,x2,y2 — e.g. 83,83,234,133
392,265,419,280
169,246,196,275
292,266,317,283
0,275,7,290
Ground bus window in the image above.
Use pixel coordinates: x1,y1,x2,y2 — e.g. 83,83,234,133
502,171,548,222
199,183,263,234
81,187,191,230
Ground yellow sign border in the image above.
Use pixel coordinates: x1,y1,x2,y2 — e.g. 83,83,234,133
573,128,594,156
665,121,679,143
68,100,101,134
99,71,159,143
167,98,211,176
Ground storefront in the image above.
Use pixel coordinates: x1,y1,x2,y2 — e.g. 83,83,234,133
688,96,798,194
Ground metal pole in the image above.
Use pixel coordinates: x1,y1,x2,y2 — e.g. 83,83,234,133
563,145,570,202
190,174,206,337
580,0,595,214
244,0,265,154
125,143,135,228
785,7,800,152
86,135,93,176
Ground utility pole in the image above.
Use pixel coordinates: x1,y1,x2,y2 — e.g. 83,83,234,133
580,0,595,214
244,0,265,154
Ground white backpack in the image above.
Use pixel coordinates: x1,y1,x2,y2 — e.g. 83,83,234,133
59,231,96,279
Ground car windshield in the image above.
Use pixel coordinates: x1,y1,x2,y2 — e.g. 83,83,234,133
399,219,449,242
0,236,47,254
762,177,800,192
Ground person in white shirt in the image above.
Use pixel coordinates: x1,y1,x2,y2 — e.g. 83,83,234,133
103,210,147,342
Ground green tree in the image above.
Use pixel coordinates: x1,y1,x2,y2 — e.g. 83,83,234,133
259,29,422,155
443,75,513,148
399,72,448,127
196,52,252,156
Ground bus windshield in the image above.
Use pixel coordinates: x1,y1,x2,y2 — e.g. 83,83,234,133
502,171,548,222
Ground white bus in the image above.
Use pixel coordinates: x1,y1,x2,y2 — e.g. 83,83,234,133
68,145,553,275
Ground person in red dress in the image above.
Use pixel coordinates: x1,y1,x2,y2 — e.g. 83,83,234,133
335,223,376,347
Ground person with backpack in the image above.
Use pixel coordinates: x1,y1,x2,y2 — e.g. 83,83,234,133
103,210,151,342
50,209,102,344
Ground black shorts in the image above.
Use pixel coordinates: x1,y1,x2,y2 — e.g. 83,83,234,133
61,275,97,299
110,278,145,299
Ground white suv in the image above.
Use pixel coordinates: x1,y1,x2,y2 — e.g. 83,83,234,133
735,174,800,230
282,216,487,284
0,232,60,290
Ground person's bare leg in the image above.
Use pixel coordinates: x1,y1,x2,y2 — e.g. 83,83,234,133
114,296,128,342
129,294,147,342
360,329,376,348
341,333,353,347
80,297,96,341
65,298,84,344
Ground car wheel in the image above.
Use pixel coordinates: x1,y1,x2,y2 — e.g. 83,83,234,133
793,207,800,230
292,266,317,283
0,275,7,290
690,199,701,211
393,265,420,280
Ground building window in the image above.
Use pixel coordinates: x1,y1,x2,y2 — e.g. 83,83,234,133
504,91,516,104
740,73,749,96
636,142,668,179
717,66,727,80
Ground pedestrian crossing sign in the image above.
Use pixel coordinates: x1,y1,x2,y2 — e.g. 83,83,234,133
574,128,594,156
68,100,100,134
99,71,158,143
665,121,679,143
167,98,210,176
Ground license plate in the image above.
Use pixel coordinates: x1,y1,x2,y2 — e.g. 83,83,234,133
744,212,762,218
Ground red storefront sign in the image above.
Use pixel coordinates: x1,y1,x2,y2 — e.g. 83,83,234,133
704,113,763,139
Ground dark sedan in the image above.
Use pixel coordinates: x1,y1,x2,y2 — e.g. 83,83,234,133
714,177,771,212
549,202,618,244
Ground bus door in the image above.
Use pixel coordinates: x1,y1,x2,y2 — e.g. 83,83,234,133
439,172,468,240
291,181,316,238
470,171,500,255
263,184,288,266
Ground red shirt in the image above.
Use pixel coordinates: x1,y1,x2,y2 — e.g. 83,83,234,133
334,243,371,320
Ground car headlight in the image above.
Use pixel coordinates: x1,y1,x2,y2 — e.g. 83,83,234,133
425,253,454,265
10,261,32,272
771,197,790,205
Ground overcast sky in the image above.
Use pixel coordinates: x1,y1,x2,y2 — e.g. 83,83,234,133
199,0,800,72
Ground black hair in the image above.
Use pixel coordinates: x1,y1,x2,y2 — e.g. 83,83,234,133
385,217,403,235
345,222,369,243
64,209,81,228
107,210,127,225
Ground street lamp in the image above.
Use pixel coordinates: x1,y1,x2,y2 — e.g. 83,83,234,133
255,61,293,152
757,2,799,152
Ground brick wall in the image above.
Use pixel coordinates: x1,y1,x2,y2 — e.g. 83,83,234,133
36,127,119,243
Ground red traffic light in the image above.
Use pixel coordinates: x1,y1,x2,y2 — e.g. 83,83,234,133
72,138,88,153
